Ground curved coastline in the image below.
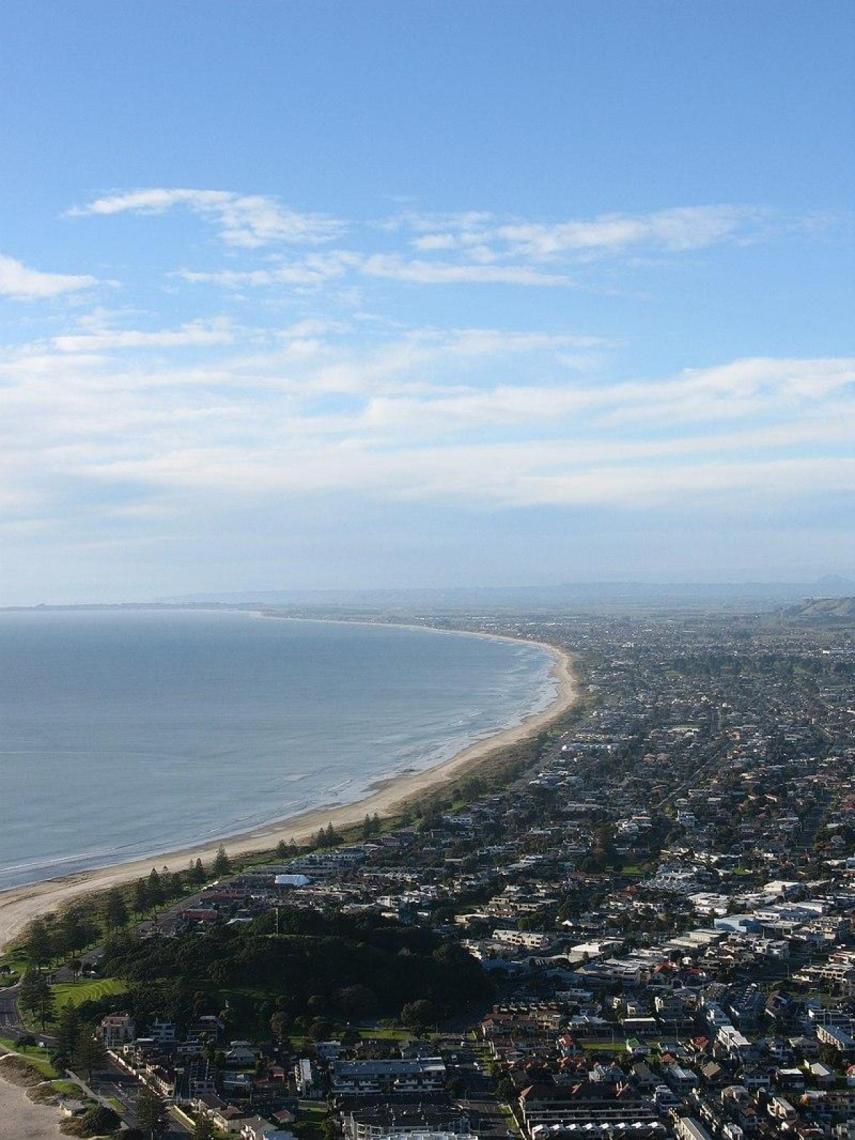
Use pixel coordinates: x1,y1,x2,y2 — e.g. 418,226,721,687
0,622,578,953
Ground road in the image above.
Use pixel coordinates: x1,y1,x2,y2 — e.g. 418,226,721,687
0,983,20,1035
84,1058,192,1136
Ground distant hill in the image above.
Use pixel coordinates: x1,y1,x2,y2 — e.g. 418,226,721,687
157,578,855,615
781,596,855,624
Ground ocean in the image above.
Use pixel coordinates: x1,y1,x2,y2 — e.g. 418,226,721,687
0,609,556,890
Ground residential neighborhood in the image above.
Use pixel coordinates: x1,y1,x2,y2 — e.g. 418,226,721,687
2,604,854,1140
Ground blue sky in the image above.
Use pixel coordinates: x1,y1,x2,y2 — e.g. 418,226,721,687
0,0,853,603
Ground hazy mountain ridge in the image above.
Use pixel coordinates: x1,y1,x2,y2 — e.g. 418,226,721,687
158,578,855,614
780,595,855,624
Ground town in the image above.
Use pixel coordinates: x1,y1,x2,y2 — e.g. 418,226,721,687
2,601,853,1140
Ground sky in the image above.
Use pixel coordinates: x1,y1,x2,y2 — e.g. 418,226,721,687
0,0,853,604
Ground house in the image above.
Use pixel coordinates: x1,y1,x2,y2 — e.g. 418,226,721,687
240,1119,297,1140
517,1082,658,1135
816,1024,855,1054
331,1058,446,1096
294,1058,320,1098
226,1040,258,1066
99,1013,136,1049
674,1120,713,1140
344,1104,472,1140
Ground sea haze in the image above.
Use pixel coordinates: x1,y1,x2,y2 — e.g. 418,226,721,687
0,610,556,890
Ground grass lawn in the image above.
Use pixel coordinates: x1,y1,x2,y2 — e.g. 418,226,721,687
298,1103,329,1119
52,1079,82,1096
0,1037,60,1078
621,863,649,876
358,1026,414,1041
52,977,128,1009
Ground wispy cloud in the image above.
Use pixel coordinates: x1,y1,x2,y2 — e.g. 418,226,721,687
177,251,360,288
359,254,571,286
72,188,345,248
67,191,784,291
394,204,763,261
0,253,97,300
53,317,234,353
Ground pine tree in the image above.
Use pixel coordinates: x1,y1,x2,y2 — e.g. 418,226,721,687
193,1117,216,1140
212,844,230,876
22,917,54,967
136,1086,166,1138
103,887,128,931
132,878,150,915
192,857,206,884
19,969,54,1029
72,1030,107,1081
58,908,89,957
160,866,173,898
55,1002,81,1064
148,867,163,906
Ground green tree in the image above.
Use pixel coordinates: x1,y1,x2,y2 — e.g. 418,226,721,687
22,917,54,967
270,1011,289,1042
192,857,206,884
104,887,129,931
193,1117,216,1140
147,867,163,906
19,969,54,1029
80,1105,121,1136
212,845,231,876
401,998,436,1030
58,907,91,958
309,1017,333,1041
72,1031,107,1081
160,866,174,897
275,839,289,859
132,878,150,915
136,1086,167,1138
55,1002,81,1065
336,984,378,1019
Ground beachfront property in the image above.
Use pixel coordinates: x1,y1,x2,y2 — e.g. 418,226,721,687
4,608,855,1140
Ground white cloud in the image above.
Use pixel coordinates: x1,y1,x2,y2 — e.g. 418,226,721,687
393,205,761,262
73,188,344,247
2,319,852,525
53,318,234,352
494,206,755,258
359,254,570,286
177,250,360,287
0,253,97,299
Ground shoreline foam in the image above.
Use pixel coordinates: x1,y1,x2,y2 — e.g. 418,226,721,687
0,622,578,952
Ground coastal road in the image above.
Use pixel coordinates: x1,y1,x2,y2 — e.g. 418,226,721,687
0,984,21,1034
85,1060,191,1136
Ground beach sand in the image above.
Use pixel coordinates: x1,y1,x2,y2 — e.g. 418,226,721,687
0,1083,61,1139
0,1056,62,1139
0,636,578,953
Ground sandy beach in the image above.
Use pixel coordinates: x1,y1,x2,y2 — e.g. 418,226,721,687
0,633,578,953
0,1084,61,1140
0,1055,63,1140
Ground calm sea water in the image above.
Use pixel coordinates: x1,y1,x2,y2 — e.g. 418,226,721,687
0,610,555,890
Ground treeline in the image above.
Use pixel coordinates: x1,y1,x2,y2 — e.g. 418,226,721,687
98,907,491,1034
18,846,233,967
